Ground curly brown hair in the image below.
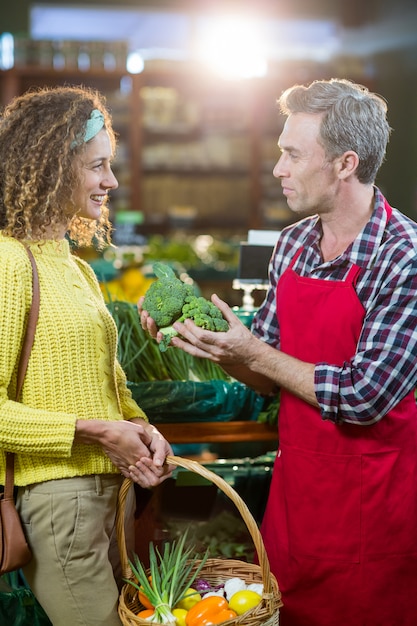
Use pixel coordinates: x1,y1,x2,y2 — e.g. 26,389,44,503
0,84,117,248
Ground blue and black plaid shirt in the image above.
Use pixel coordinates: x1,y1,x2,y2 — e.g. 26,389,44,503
252,187,417,425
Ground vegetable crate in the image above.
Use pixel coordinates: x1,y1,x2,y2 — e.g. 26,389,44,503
117,455,282,626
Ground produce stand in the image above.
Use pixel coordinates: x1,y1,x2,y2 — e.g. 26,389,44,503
157,421,277,444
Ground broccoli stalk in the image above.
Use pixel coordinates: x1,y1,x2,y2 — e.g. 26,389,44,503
159,326,181,352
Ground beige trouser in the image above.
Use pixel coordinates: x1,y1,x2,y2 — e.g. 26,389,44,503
16,474,135,626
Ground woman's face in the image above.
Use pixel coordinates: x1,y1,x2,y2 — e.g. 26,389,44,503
72,128,118,221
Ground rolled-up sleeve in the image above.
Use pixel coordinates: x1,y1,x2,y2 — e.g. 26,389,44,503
316,252,417,425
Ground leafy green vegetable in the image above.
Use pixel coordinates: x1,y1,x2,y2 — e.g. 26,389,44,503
141,262,196,327
256,393,280,426
141,263,229,352
126,531,210,623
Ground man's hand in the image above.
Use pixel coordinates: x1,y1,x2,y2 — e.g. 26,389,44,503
138,295,159,339
138,293,281,398
169,294,254,365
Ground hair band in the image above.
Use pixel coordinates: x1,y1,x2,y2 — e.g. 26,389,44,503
71,109,105,148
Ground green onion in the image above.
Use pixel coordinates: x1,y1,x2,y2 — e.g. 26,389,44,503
126,531,210,624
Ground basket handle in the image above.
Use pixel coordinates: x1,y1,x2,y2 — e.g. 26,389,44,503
116,455,275,595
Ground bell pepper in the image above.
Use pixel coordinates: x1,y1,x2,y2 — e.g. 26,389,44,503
185,595,237,626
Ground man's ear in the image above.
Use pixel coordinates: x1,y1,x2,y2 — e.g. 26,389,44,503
335,151,359,179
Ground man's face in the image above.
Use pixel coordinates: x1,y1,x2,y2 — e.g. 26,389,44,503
273,112,338,217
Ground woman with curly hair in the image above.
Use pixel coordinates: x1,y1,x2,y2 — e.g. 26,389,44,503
0,85,173,625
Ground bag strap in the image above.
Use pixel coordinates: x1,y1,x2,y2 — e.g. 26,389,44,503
4,245,40,501
16,247,40,400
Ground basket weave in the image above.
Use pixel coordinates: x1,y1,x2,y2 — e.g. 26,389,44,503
117,454,282,626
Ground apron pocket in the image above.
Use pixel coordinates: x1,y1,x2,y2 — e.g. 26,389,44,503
281,444,361,562
361,448,417,558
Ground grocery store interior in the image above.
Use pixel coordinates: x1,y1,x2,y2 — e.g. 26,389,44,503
1,0,417,561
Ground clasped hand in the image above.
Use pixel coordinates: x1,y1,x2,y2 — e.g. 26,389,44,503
100,418,174,488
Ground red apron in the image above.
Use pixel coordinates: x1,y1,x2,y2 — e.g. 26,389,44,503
261,204,417,625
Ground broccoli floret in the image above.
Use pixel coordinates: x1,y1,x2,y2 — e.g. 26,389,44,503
178,296,229,332
180,296,212,319
212,317,229,332
141,262,195,327
157,296,229,350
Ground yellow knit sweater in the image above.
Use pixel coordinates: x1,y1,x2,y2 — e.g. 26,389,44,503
0,233,147,486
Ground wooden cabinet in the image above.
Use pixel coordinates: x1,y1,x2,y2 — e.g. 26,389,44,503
0,62,295,235
130,66,258,232
130,64,299,234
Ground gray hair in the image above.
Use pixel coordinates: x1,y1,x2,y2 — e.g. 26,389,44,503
278,78,392,184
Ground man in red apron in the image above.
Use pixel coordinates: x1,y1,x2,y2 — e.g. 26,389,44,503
140,78,417,625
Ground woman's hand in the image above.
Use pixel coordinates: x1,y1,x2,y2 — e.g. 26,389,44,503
127,418,174,487
75,418,174,488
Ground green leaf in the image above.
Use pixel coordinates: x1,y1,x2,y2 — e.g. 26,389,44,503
153,262,176,280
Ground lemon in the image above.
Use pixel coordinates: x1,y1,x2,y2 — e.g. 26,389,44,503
172,607,188,626
175,588,202,611
228,590,262,615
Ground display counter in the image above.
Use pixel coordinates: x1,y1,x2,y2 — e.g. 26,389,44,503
157,421,277,444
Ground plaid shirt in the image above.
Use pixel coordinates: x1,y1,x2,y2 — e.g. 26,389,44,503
252,188,417,425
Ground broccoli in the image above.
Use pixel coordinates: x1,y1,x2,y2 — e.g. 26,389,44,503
178,296,229,331
142,263,229,352
141,262,195,327
159,295,229,352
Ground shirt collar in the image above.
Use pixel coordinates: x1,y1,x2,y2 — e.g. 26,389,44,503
300,187,391,270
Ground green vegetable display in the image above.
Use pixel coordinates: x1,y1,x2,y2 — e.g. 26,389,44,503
142,263,229,352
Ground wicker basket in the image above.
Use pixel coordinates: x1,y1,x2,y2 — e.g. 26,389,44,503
117,454,282,626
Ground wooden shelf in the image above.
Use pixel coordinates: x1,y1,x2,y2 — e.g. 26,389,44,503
157,421,277,444
0,63,288,231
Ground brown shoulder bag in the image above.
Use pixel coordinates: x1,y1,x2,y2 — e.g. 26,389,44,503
0,245,40,574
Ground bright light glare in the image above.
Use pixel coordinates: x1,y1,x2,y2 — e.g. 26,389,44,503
126,51,145,74
0,33,14,70
197,16,267,80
